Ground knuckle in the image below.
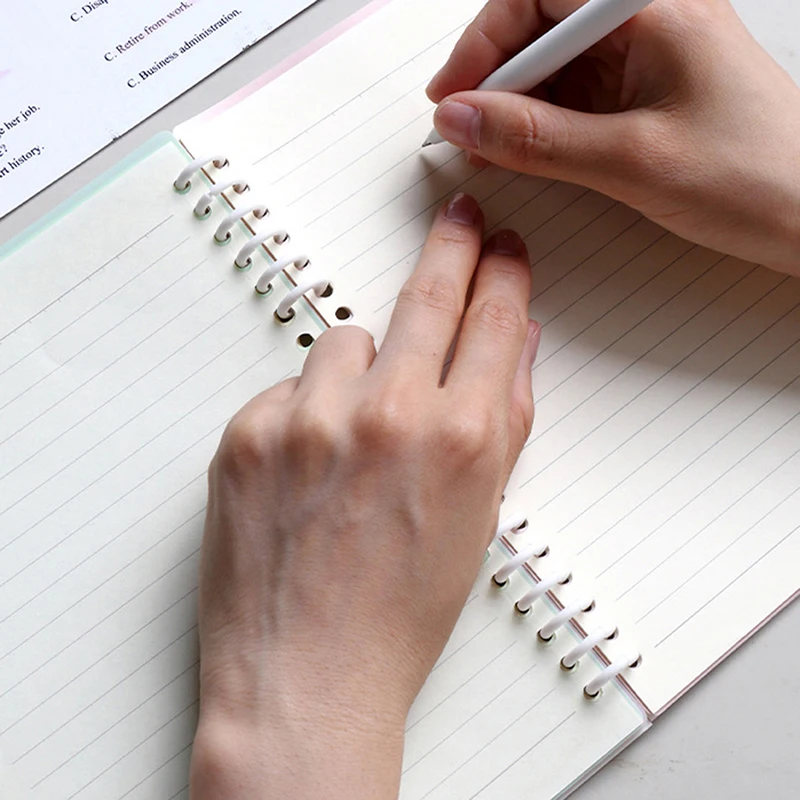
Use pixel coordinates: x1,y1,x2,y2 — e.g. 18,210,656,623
217,411,268,475
397,274,462,318
500,104,558,165
471,297,525,337
432,225,477,249
354,393,415,450
439,408,496,458
284,402,339,455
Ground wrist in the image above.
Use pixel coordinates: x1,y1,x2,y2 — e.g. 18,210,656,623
190,687,407,800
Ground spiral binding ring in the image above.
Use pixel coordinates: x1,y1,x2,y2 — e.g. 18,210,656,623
235,225,292,269
215,204,270,243
174,154,229,192
174,157,335,328
492,541,549,587
495,512,529,538
560,626,618,672
194,178,249,218
583,651,642,699
276,277,331,322
537,594,595,642
514,571,571,614
256,254,311,295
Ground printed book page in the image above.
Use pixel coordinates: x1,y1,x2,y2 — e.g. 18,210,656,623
177,0,800,716
0,0,318,218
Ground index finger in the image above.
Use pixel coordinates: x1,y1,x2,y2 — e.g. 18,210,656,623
426,0,583,103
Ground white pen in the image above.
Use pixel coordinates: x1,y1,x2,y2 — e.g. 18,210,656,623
422,0,655,147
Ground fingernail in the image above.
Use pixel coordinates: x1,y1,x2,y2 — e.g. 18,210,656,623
434,100,481,149
486,230,525,257
445,193,479,225
527,320,542,368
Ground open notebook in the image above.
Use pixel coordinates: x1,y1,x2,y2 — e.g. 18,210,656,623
1,0,798,797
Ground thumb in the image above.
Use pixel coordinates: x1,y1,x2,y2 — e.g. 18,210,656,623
433,91,646,195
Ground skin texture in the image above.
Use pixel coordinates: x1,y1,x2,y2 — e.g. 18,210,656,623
428,0,800,275
191,195,540,798
191,2,800,797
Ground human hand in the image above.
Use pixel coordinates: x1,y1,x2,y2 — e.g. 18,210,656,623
189,194,540,799
427,0,800,275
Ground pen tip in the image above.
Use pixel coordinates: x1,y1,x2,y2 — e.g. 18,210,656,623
421,139,433,148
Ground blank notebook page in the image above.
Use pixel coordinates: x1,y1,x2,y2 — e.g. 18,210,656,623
178,0,800,716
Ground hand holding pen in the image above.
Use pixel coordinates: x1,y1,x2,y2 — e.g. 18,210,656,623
425,0,800,276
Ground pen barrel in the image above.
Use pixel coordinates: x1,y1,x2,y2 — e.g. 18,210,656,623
479,0,654,93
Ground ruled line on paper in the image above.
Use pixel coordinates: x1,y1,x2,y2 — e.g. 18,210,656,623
529,215,645,305
406,643,516,734
601,390,800,582
166,784,190,800
557,316,800,532
582,347,800,561
0,236,191,380
654,520,800,648
1,500,203,643
521,265,760,454
0,216,174,344
13,627,198,761
623,441,800,607
119,744,193,800
252,19,470,167
0,256,209,414
31,661,198,786
523,279,792,487
643,485,800,628
0,320,257,519
321,150,461,250
0,278,225,452
419,688,558,799
0,300,244,484
534,252,724,397
64,699,199,800
0,585,197,712
296,106,439,214
283,77,431,191
469,711,577,799
403,663,538,773
0,344,274,571
429,618,497,675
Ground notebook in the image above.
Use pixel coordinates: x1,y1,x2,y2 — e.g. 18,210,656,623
1,0,798,797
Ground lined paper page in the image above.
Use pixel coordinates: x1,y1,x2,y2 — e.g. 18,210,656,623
400,547,645,800
178,0,800,717
0,138,325,798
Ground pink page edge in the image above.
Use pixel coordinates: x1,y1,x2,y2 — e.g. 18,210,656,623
186,0,396,126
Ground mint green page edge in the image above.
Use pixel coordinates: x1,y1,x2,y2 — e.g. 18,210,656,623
0,133,179,263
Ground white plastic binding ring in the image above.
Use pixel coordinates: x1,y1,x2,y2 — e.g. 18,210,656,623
537,594,595,643
275,277,331,323
214,204,270,243
560,625,618,672
495,512,529,539
193,178,249,218
492,541,549,587
583,650,642,700
174,154,229,193
235,225,292,269
514,570,571,614
255,254,311,295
